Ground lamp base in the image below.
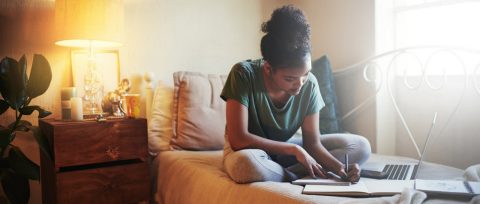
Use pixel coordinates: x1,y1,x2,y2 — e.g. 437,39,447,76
83,95,103,115
83,56,104,116
83,107,103,116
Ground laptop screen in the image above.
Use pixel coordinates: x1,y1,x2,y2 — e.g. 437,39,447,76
412,112,438,179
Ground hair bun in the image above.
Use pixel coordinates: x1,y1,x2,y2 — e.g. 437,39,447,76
261,5,310,40
260,5,311,68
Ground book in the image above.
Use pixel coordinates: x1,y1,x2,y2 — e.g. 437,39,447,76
302,180,414,196
292,177,351,186
415,179,480,196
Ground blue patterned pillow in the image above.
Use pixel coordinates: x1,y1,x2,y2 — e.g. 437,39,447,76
311,55,343,134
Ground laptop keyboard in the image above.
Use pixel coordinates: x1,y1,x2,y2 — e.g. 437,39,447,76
382,164,417,180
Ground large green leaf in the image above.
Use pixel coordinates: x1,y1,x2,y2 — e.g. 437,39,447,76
0,129,13,150
0,57,27,109
1,170,30,204
19,105,51,118
26,54,51,99
18,55,28,94
0,99,8,115
8,146,39,180
30,126,52,160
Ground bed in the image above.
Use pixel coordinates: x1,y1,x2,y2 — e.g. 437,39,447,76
152,151,470,204
147,46,480,204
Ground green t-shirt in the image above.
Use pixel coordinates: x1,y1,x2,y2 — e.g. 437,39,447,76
220,59,325,142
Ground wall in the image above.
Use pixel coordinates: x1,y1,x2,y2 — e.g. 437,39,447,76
120,0,287,87
120,0,375,96
120,0,289,117
293,0,375,70
0,0,70,124
0,1,66,203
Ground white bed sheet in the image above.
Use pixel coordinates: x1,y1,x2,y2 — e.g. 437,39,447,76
152,151,468,204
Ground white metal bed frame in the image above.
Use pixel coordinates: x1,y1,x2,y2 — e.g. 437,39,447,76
333,45,480,158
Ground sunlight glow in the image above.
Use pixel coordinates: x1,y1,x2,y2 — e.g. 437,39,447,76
395,1,480,49
379,0,480,76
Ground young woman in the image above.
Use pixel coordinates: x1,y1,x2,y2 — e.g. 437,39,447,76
221,5,371,183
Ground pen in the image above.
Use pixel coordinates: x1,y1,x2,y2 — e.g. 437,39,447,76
342,153,349,181
345,153,349,173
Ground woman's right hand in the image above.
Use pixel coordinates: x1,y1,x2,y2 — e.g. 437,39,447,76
292,145,326,178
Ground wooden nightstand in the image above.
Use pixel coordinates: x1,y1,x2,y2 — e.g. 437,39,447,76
39,118,150,204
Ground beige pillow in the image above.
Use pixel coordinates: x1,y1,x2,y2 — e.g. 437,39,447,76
148,82,175,155
170,71,227,150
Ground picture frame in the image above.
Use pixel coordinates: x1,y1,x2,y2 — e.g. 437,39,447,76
71,50,120,97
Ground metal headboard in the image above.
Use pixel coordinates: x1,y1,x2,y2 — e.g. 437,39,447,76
334,46,480,158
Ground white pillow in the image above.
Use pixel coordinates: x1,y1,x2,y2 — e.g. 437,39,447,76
170,71,227,150
148,71,227,154
148,82,174,155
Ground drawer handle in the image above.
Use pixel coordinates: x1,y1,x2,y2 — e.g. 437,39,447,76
106,146,120,160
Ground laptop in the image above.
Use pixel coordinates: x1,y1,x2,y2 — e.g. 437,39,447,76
361,112,438,180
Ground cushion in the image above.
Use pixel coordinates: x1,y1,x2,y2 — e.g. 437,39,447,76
170,71,227,150
148,82,175,154
311,55,343,134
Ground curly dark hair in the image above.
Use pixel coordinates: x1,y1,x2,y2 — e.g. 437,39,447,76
261,5,311,69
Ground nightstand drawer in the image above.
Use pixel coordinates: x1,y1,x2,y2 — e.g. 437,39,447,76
40,119,148,167
56,161,149,204
40,118,150,204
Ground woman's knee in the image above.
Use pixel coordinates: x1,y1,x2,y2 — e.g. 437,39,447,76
352,135,371,165
322,133,371,165
223,149,284,183
224,149,257,183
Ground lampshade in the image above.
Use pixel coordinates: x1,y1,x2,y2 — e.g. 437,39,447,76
55,0,124,48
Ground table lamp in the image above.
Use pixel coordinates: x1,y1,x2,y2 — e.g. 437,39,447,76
55,0,124,115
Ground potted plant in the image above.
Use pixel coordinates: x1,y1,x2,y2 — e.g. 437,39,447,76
0,54,52,204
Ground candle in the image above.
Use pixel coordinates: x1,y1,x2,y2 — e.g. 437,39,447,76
61,87,77,100
61,87,77,120
70,97,83,121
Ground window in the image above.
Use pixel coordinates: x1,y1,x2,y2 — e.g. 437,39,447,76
377,0,480,50
376,0,480,76
374,0,480,167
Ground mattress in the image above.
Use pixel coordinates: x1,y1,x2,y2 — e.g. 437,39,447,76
152,151,469,204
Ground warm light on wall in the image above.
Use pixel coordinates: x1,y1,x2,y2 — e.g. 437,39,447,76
55,0,124,48
55,0,124,115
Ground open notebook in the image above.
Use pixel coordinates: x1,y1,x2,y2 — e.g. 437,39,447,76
302,179,480,197
415,179,480,196
292,178,350,186
303,180,414,196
